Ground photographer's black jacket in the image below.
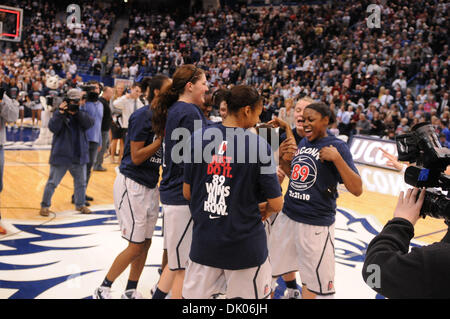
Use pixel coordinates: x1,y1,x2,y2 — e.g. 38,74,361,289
362,218,450,298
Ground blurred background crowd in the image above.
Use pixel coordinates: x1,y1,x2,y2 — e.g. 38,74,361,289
1,0,449,145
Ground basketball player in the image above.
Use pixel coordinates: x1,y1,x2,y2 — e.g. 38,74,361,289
269,102,362,299
93,75,171,299
151,65,209,299
266,97,314,299
182,85,283,299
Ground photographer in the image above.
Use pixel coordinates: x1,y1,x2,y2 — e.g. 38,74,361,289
39,89,94,216
0,90,19,234
362,188,450,298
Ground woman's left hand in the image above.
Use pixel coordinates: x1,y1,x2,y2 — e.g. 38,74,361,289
319,145,340,163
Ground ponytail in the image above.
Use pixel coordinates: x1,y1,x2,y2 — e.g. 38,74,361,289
151,65,204,137
151,84,179,137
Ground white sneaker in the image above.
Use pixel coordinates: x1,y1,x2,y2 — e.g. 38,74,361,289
282,288,301,299
93,286,112,299
121,289,144,299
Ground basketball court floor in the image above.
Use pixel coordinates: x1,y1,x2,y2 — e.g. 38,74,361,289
0,128,448,299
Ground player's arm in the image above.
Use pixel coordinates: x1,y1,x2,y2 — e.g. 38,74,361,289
276,166,286,185
268,116,294,140
278,137,297,174
183,182,191,201
259,196,283,221
320,145,363,196
130,136,162,166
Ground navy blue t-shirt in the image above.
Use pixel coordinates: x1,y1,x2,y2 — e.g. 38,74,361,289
184,123,282,270
283,134,359,226
160,101,208,205
279,127,303,145
280,128,334,145
119,106,162,189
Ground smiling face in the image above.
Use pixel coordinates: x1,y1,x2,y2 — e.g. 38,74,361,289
187,72,208,107
293,99,312,137
302,107,329,142
130,85,142,99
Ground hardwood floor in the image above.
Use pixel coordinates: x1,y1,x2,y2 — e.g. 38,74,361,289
1,149,447,243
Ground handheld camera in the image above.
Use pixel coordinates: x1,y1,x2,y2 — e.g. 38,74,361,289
396,122,450,220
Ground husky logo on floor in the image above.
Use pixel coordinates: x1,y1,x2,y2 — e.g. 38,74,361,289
0,207,421,299
0,207,163,299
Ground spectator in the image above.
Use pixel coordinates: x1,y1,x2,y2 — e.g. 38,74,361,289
438,92,449,116
355,113,371,135
395,118,410,135
278,98,295,128
439,133,450,148
392,73,407,93
337,104,353,137
380,89,394,107
110,83,126,164
113,83,144,133
94,86,113,172
369,111,386,137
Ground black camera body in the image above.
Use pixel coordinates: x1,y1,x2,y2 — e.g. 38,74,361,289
80,84,99,102
63,97,80,114
396,122,450,220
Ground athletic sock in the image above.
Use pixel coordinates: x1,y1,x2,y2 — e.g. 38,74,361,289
152,287,168,299
101,277,113,288
285,279,298,290
126,280,138,291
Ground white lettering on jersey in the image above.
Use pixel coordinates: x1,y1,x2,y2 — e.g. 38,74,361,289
204,175,230,217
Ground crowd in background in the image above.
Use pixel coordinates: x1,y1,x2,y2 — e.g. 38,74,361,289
0,0,449,145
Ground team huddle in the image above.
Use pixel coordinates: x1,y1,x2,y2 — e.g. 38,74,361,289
93,64,363,300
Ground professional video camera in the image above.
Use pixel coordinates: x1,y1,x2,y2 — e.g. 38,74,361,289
79,83,100,102
395,122,450,220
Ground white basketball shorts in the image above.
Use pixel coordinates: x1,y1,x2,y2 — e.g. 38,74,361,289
269,212,336,295
113,172,160,244
162,204,193,270
182,257,272,299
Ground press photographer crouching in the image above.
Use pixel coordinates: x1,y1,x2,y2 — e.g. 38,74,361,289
39,89,95,216
362,123,450,298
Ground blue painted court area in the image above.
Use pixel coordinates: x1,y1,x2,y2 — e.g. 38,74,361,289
6,126,40,143
0,206,417,299
3,126,50,150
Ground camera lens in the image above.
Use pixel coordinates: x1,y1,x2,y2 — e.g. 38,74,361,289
419,190,450,220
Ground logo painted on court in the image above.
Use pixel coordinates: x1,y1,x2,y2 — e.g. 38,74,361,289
0,207,163,299
0,206,422,299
